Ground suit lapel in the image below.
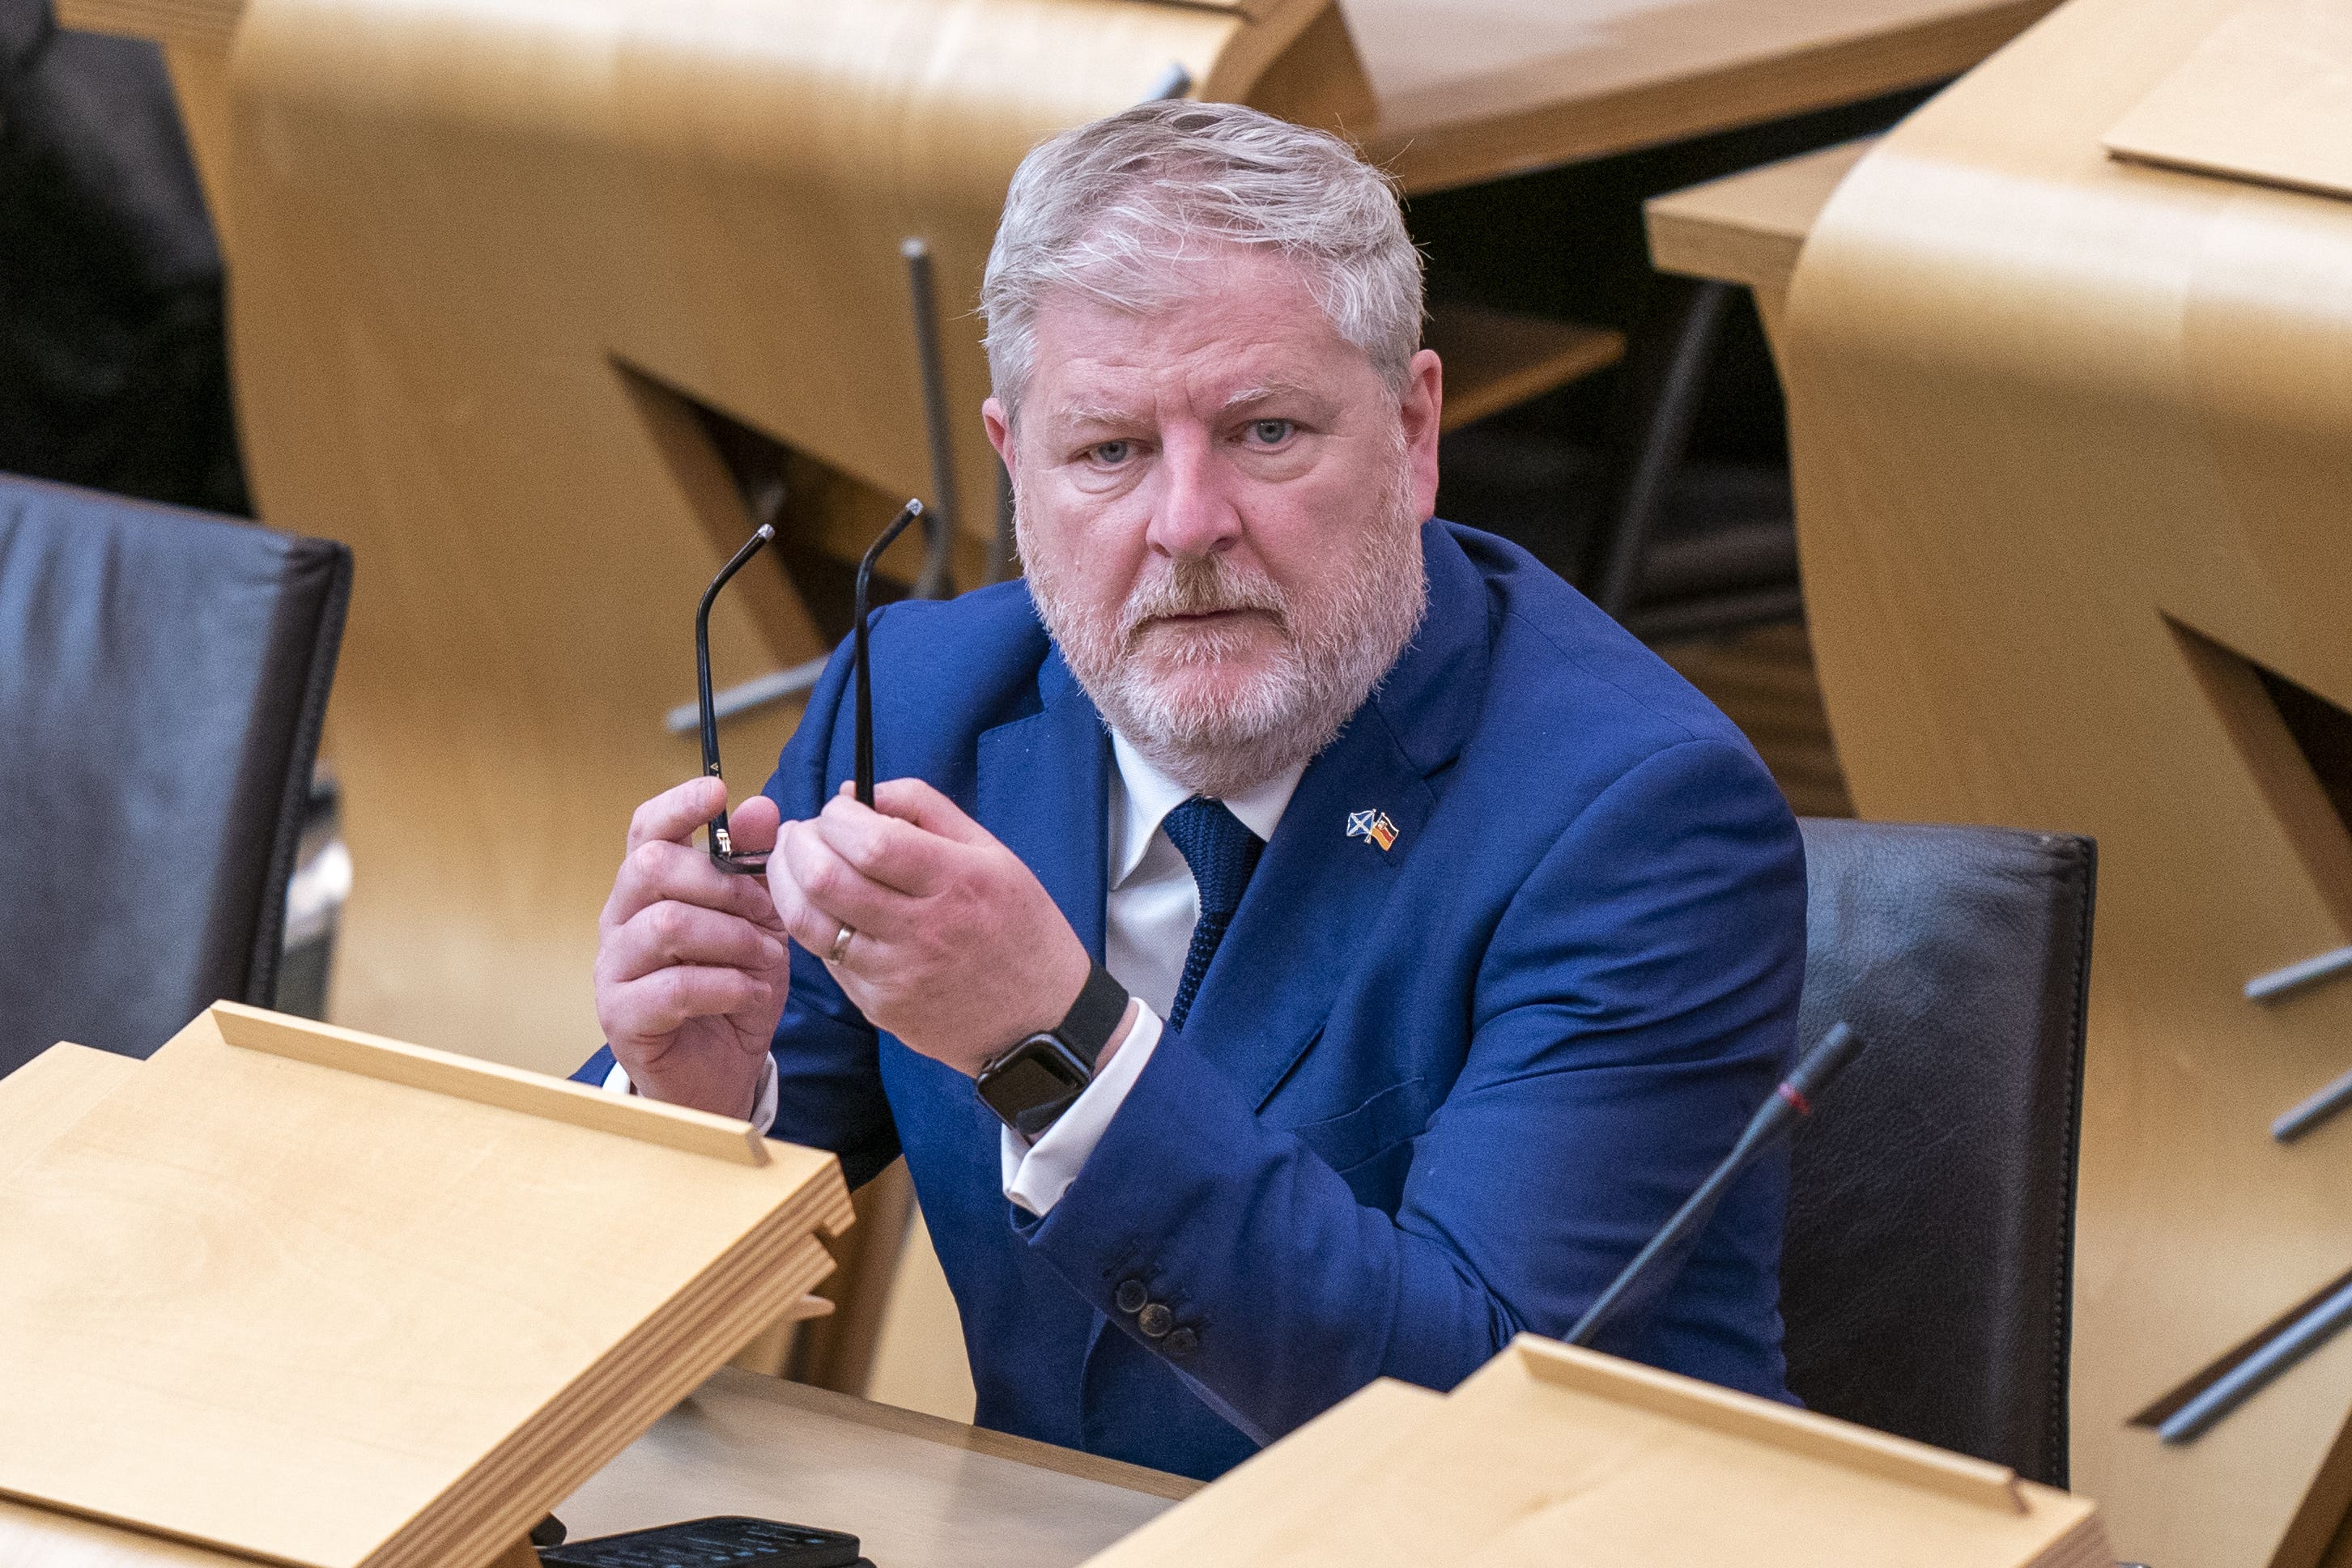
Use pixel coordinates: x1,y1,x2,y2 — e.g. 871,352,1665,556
977,648,1111,960
1180,708,1430,1108
1176,522,1493,1109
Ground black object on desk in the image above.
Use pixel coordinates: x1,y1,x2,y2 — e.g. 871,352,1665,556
539,1515,861,1568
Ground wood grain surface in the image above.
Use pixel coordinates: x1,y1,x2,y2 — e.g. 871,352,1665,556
1646,137,1875,317
1086,1339,2107,1567
0,1500,263,1568
557,1366,1191,1568
0,1042,138,1188
211,999,771,1165
1775,0,2352,1561
0,1007,851,1568
2103,0,2352,204
1349,0,2056,192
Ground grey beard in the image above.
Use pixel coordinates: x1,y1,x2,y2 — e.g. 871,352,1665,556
1019,474,1429,800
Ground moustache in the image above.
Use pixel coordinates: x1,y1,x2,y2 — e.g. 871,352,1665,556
1118,559,1290,647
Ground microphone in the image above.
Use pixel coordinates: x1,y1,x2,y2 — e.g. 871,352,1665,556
1566,1021,1866,1349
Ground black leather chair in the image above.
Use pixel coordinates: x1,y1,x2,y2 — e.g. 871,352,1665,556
0,474,351,1075
1782,818,2095,1488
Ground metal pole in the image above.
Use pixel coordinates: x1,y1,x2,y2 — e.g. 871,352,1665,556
2247,943,2352,1002
2273,1063,2352,1143
2158,1276,2352,1443
901,238,958,600
1591,278,1733,626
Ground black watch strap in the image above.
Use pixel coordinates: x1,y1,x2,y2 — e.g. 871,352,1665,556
1057,961,1129,1069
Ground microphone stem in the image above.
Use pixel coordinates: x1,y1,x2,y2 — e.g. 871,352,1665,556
1566,1116,1774,1349
1563,1023,1860,1352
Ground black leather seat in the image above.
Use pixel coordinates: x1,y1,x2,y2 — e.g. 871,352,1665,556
0,474,351,1075
1782,818,2095,1488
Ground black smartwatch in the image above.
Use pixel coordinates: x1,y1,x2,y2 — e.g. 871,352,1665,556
975,962,1130,1140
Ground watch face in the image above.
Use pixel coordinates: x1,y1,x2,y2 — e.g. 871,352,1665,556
976,1036,1091,1140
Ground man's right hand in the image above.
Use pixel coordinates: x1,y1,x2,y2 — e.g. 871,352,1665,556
593,776,789,1120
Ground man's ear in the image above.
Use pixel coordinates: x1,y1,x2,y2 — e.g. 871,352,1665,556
983,397,1015,475
1401,348,1444,521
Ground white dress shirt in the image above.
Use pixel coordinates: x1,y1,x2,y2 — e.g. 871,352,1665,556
606,733,1302,1217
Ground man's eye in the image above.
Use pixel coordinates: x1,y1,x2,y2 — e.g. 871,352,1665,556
1247,419,1295,446
1088,440,1132,465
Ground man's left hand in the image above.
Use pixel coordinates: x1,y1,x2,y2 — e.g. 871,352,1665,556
768,779,1095,1077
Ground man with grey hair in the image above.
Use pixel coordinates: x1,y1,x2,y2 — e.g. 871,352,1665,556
583,100,1805,1481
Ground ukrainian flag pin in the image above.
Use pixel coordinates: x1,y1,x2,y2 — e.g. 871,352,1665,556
1346,809,1399,852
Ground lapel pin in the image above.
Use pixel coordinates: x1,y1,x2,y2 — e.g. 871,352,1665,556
1346,809,1399,852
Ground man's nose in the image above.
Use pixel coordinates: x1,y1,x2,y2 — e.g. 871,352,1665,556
1145,428,1242,560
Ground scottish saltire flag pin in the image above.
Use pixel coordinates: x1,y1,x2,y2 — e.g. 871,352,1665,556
1346,809,1399,852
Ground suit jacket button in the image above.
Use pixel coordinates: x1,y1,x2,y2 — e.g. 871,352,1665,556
1137,1302,1173,1338
1115,1280,1148,1315
1163,1326,1197,1358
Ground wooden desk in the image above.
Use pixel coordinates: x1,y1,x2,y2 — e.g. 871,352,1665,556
559,1369,1193,1568
0,1040,1164,1568
1644,137,1876,336
1352,0,2057,193
1655,2,2352,1564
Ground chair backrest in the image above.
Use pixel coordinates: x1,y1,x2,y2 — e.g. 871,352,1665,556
0,474,351,1075
1783,817,2095,1488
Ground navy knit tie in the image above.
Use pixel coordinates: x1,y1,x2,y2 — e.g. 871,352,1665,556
1161,796,1265,1030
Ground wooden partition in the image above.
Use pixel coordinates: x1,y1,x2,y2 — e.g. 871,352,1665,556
1759,2,2352,1563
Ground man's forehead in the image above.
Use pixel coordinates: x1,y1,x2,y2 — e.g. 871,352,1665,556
1026,266,1363,426
1048,375,1323,427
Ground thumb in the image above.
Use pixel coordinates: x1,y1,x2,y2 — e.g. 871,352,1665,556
728,792,781,855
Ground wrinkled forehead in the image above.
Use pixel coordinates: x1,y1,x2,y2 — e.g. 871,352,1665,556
1022,245,1376,428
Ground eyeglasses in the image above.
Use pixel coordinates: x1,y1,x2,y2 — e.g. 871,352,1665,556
695,496,925,873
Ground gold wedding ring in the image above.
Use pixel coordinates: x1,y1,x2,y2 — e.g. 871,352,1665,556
827,922,855,966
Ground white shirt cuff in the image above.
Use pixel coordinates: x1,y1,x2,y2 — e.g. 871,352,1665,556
601,1052,780,1135
1000,1002,1163,1217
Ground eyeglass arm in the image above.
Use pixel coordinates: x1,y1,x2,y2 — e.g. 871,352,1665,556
854,500,925,806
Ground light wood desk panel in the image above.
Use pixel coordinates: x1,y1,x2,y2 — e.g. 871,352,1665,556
1738,0,2352,1562
1646,136,1875,335
1350,0,2056,193
558,1368,1193,1568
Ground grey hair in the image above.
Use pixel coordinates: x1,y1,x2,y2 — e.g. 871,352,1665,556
981,100,1423,419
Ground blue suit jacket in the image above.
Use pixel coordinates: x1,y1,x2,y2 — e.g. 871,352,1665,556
581,521,1806,1481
